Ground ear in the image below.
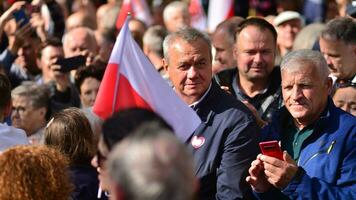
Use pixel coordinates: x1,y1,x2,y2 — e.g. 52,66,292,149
233,43,238,59
326,77,333,94
352,44,356,56
143,45,150,55
38,107,47,119
162,58,169,75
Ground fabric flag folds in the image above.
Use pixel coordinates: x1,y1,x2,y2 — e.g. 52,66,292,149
208,0,234,32
93,16,201,142
116,0,153,29
189,0,207,31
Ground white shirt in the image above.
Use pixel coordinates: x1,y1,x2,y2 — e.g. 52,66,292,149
0,123,29,152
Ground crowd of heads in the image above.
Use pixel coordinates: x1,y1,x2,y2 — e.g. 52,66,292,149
0,0,355,200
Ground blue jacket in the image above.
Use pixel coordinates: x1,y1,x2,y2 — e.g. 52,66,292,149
258,99,356,199
185,81,260,200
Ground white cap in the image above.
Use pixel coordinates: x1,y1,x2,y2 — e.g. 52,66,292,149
274,11,303,26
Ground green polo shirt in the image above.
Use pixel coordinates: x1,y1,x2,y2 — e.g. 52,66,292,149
282,118,315,161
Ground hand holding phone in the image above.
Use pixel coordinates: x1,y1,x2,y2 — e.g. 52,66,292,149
259,140,283,160
12,9,30,27
54,55,86,73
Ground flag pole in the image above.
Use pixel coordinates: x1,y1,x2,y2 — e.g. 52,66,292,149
111,13,131,115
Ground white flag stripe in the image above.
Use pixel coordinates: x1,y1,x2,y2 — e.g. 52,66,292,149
208,0,233,32
116,19,201,141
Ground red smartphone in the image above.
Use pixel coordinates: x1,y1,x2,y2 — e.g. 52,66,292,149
259,140,283,160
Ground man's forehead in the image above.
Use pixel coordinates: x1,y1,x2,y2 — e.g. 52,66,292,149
169,39,210,59
281,67,316,81
13,95,32,104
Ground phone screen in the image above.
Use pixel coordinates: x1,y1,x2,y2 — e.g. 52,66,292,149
259,140,283,160
12,9,30,27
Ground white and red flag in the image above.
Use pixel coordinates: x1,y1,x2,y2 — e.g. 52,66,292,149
189,0,207,31
207,0,234,32
116,0,153,29
93,16,201,142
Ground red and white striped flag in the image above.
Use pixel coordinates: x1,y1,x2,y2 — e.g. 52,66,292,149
93,16,201,142
116,0,153,29
208,0,234,32
189,0,207,31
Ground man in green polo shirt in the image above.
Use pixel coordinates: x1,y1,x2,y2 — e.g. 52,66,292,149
246,49,356,199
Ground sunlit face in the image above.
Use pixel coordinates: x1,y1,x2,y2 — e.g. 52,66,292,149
276,19,302,50
11,96,46,136
282,62,331,126
212,29,235,73
235,26,276,82
319,37,356,80
333,86,356,116
164,8,190,32
63,28,98,65
164,38,212,105
40,46,64,83
80,77,101,108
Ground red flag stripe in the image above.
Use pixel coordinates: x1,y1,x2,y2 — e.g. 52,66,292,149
115,73,152,111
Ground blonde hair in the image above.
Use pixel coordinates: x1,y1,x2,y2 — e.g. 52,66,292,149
45,107,96,165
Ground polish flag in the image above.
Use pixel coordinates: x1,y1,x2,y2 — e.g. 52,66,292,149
207,0,234,32
189,0,207,31
116,0,153,29
93,16,201,142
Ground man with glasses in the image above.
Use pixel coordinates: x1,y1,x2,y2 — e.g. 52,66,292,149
246,50,356,199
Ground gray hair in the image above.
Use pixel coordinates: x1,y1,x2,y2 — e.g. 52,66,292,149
163,27,212,63
11,82,50,109
320,17,356,45
143,25,168,58
62,27,97,51
107,122,195,200
281,49,330,80
163,1,189,23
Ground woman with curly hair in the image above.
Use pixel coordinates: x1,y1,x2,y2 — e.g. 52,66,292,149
0,145,73,200
45,107,99,200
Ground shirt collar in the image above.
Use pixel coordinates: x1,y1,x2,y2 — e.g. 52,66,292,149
189,83,212,108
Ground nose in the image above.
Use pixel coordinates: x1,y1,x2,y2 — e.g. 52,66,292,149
90,91,98,102
253,52,263,63
343,104,351,113
91,155,99,169
291,85,302,100
284,24,293,33
187,66,198,79
323,54,332,66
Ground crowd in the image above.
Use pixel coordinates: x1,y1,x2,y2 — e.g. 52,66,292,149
0,0,355,200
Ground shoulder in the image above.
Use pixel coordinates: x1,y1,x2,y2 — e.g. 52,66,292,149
210,83,255,123
214,68,237,87
0,124,29,151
